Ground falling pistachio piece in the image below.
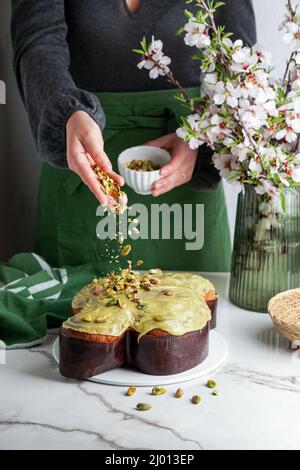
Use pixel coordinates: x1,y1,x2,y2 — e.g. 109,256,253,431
136,260,144,267
212,390,220,396
121,244,132,257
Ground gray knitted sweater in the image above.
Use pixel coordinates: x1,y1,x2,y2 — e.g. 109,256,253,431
11,0,256,189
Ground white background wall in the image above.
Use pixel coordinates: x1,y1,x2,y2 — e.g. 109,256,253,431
0,0,291,260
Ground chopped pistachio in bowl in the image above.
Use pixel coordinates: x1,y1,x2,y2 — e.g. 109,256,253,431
118,146,171,195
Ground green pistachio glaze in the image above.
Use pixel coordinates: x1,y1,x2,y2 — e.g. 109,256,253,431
64,273,213,338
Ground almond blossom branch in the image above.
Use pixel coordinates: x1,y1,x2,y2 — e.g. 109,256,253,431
134,0,300,212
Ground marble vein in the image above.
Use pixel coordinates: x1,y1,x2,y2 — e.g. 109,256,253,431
78,383,204,450
0,419,138,450
222,363,300,394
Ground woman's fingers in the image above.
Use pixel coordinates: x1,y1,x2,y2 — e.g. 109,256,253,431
73,153,110,205
81,131,112,172
66,111,124,205
152,171,184,197
82,130,125,187
160,151,183,177
106,168,125,187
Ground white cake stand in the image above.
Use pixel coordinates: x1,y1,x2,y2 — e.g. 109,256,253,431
52,331,227,386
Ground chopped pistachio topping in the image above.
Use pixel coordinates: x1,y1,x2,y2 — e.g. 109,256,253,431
82,314,92,322
106,298,118,306
96,316,107,324
118,298,127,309
153,315,165,322
160,289,174,296
92,165,127,214
125,159,161,172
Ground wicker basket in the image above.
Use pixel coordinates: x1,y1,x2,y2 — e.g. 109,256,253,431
268,288,300,342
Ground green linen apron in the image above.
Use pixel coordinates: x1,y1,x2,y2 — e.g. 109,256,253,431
35,88,231,272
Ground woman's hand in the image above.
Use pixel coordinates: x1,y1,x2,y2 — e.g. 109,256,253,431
66,110,124,206
146,133,198,197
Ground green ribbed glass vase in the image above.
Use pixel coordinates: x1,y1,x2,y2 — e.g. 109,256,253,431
229,186,300,312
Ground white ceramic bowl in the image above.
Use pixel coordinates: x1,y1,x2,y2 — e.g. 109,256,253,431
118,146,171,195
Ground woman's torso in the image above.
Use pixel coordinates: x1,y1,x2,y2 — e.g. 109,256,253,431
65,0,200,92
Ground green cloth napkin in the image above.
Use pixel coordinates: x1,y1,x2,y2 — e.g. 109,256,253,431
0,253,107,349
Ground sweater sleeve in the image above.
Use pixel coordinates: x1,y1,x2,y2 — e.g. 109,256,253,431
11,0,106,168
188,0,257,192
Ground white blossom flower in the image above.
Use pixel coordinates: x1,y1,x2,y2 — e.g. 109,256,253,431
202,73,218,96
239,105,268,129
231,144,249,162
187,113,201,129
150,55,171,79
184,20,211,49
209,114,234,141
189,137,205,149
283,22,300,51
255,180,278,197
148,38,163,54
275,121,298,143
262,100,279,117
249,158,262,174
213,81,243,108
222,38,243,51
253,44,273,68
244,71,276,104
212,153,239,178
137,37,171,79
232,47,258,73
288,114,300,133
176,127,189,140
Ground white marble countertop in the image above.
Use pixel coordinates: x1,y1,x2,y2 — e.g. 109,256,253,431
1,273,300,451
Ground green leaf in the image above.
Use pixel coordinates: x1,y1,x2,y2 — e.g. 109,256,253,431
132,49,145,55
184,9,194,19
181,116,193,132
280,192,286,212
176,26,185,36
141,37,148,53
